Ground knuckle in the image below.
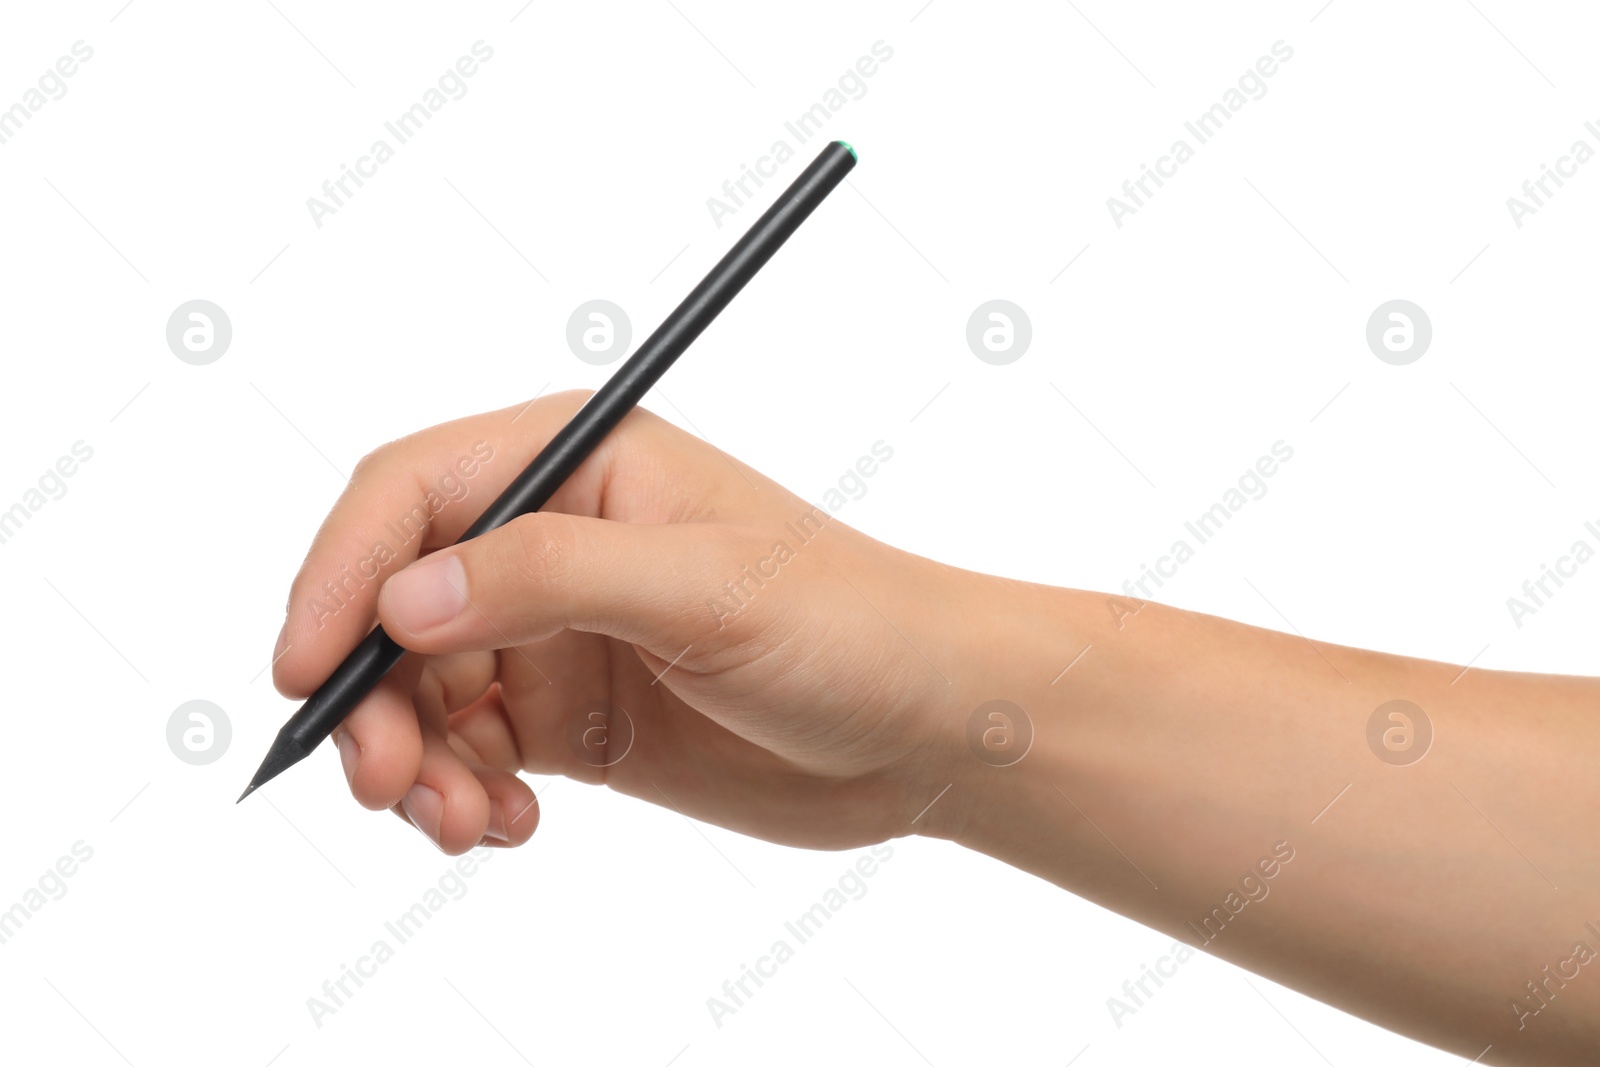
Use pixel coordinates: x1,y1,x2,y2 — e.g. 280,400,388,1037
502,513,576,593
350,439,400,484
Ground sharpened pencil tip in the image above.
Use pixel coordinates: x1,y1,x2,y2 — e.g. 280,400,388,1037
237,731,314,805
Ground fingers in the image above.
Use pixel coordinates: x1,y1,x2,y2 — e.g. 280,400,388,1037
391,730,491,854
383,732,539,852
446,685,526,773
461,756,540,848
276,389,795,853
274,393,772,700
413,651,498,723
335,663,538,851
333,667,425,811
376,511,739,660
274,391,589,699
441,702,541,847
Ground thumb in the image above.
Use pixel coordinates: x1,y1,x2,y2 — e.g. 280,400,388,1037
375,511,739,659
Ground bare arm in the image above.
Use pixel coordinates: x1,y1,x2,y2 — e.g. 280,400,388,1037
917,578,1600,1064
279,393,1599,1064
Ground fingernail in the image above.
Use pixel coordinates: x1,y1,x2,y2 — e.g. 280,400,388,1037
385,555,467,635
509,795,537,831
401,783,445,843
484,799,509,842
335,729,360,784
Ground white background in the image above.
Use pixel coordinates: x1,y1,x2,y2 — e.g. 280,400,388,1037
1,1,1595,1064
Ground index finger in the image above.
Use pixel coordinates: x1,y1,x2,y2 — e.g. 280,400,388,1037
272,388,772,698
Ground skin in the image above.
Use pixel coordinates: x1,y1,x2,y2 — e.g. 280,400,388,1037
274,390,1600,1064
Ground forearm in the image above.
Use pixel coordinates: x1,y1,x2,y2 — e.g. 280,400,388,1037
919,574,1600,1064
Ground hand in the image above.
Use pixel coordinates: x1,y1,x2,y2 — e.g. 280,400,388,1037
273,390,1600,1062
273,391,976,854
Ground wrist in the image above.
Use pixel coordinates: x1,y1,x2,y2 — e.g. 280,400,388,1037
906,571,1105,853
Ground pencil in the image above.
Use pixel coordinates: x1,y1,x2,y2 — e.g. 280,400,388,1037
240,139,859,801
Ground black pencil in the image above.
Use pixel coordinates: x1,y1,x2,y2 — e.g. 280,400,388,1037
240,139,859,802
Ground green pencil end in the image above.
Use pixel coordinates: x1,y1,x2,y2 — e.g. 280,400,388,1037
836,140,857,161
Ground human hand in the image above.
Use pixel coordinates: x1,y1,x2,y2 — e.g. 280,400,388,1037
273,391,982,854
